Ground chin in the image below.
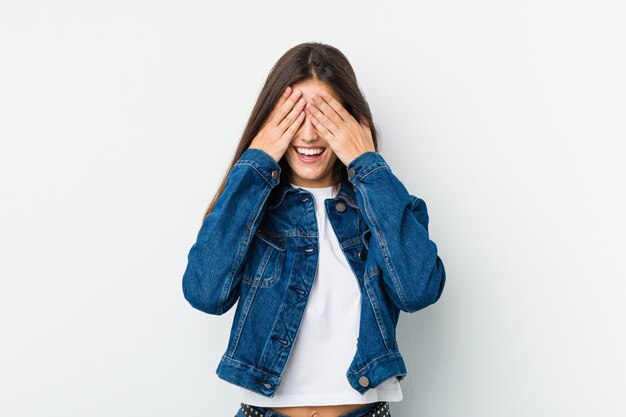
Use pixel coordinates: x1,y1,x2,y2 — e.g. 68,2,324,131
291,169,328,181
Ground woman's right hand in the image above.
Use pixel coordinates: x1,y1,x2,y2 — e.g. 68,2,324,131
248,86,306,163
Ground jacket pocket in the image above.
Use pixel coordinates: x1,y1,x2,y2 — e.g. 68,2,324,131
241,229,287,287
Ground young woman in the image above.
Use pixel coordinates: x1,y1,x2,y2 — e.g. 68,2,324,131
182,42,446,417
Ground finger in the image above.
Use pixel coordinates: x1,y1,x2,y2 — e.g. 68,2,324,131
310,94,344,129
273,88,303,127
317,90,354,124
307,99,339,134
278,97,306,133
283,109,305,140
309,112,335,142
267,86,292,120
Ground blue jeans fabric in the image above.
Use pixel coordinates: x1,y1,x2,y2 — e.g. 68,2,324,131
183,148,446,398
234,401,390,417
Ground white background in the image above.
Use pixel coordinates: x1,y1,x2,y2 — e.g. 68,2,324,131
1,1,625,416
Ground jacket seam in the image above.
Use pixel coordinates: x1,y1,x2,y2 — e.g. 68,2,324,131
229,283,258,356
351,165,389,186
218,164,272,313
222,354,280,378
356,179,411,312
363,271,392,350
347,351,401,377
233,161,275,188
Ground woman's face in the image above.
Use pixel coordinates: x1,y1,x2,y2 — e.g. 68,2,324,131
284,79,340,188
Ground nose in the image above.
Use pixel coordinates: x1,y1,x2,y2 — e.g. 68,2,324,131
299,109,320,140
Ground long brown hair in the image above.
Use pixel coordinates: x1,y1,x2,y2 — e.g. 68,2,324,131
202,41,380,220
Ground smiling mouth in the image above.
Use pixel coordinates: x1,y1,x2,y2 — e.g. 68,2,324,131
292,146,326,156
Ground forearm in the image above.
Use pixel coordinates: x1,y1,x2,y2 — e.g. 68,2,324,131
182,148,282,315
347,151,446,312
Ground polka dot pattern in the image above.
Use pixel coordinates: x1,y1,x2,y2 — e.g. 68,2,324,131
235,401,391,417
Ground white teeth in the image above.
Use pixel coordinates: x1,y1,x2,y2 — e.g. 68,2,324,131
296,147,324,155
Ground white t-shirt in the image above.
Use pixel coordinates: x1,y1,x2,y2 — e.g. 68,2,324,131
239,183,403,407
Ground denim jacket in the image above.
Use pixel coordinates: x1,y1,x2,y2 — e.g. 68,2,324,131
182,147,446,398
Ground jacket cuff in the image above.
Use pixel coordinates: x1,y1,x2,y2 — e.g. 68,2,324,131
237,148,282,188
346,151,390,185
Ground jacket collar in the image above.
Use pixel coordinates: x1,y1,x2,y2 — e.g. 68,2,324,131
268,172,358,210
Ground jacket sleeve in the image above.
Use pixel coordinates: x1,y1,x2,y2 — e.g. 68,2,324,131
347,151,446,313
182,148,282,315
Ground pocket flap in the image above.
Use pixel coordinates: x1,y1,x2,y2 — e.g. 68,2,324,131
254,229,287,252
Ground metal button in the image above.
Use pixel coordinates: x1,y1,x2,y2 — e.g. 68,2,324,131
347,168,356,178
335,201,346,212
271,169,279,180
358,376,369,387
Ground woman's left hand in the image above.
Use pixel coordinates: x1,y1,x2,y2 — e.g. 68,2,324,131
305,89,376,166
